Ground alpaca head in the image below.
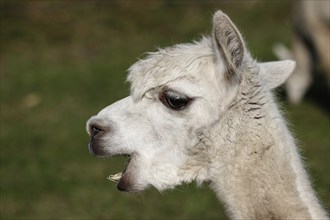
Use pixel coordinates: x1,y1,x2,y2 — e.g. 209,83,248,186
86,10,295,192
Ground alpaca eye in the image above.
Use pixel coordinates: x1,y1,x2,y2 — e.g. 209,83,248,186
160,90,192,110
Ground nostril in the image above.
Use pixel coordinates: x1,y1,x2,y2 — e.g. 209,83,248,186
91,125,103,137
93,126,100,134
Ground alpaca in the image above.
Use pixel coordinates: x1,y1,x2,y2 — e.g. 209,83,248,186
86,11,328,219
274,0,330,104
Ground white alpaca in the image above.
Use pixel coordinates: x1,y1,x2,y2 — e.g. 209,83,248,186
86,11,328,219
274,0,330,104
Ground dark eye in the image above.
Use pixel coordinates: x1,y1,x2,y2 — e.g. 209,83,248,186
160,90,192,110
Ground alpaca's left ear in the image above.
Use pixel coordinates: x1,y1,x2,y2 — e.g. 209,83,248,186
259,60,296,89
213,10,245,84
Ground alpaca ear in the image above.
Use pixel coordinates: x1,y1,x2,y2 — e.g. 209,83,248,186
213,10,245,83
259,60,296,89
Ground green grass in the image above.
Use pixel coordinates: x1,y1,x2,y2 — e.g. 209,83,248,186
1,1,329,219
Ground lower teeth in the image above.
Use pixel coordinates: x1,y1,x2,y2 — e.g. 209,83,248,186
107,172,122,182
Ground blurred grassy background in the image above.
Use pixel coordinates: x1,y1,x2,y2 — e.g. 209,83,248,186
1,1,329,219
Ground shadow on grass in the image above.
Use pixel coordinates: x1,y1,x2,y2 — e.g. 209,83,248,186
305,70,330,114
278,68,329,114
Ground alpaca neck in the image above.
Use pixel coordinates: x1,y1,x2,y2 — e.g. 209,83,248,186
208,96,327,219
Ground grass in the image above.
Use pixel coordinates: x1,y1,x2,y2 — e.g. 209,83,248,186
1,1,329,219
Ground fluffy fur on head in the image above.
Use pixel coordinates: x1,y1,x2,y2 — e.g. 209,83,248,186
127,37,215,101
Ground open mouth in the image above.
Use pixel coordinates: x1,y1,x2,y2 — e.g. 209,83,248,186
107,154,131,183
108,172,123,182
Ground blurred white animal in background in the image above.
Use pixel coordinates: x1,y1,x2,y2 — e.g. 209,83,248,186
273,0,329,104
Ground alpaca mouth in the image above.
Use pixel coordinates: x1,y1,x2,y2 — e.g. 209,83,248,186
108,172,123,182
107,154,131,183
